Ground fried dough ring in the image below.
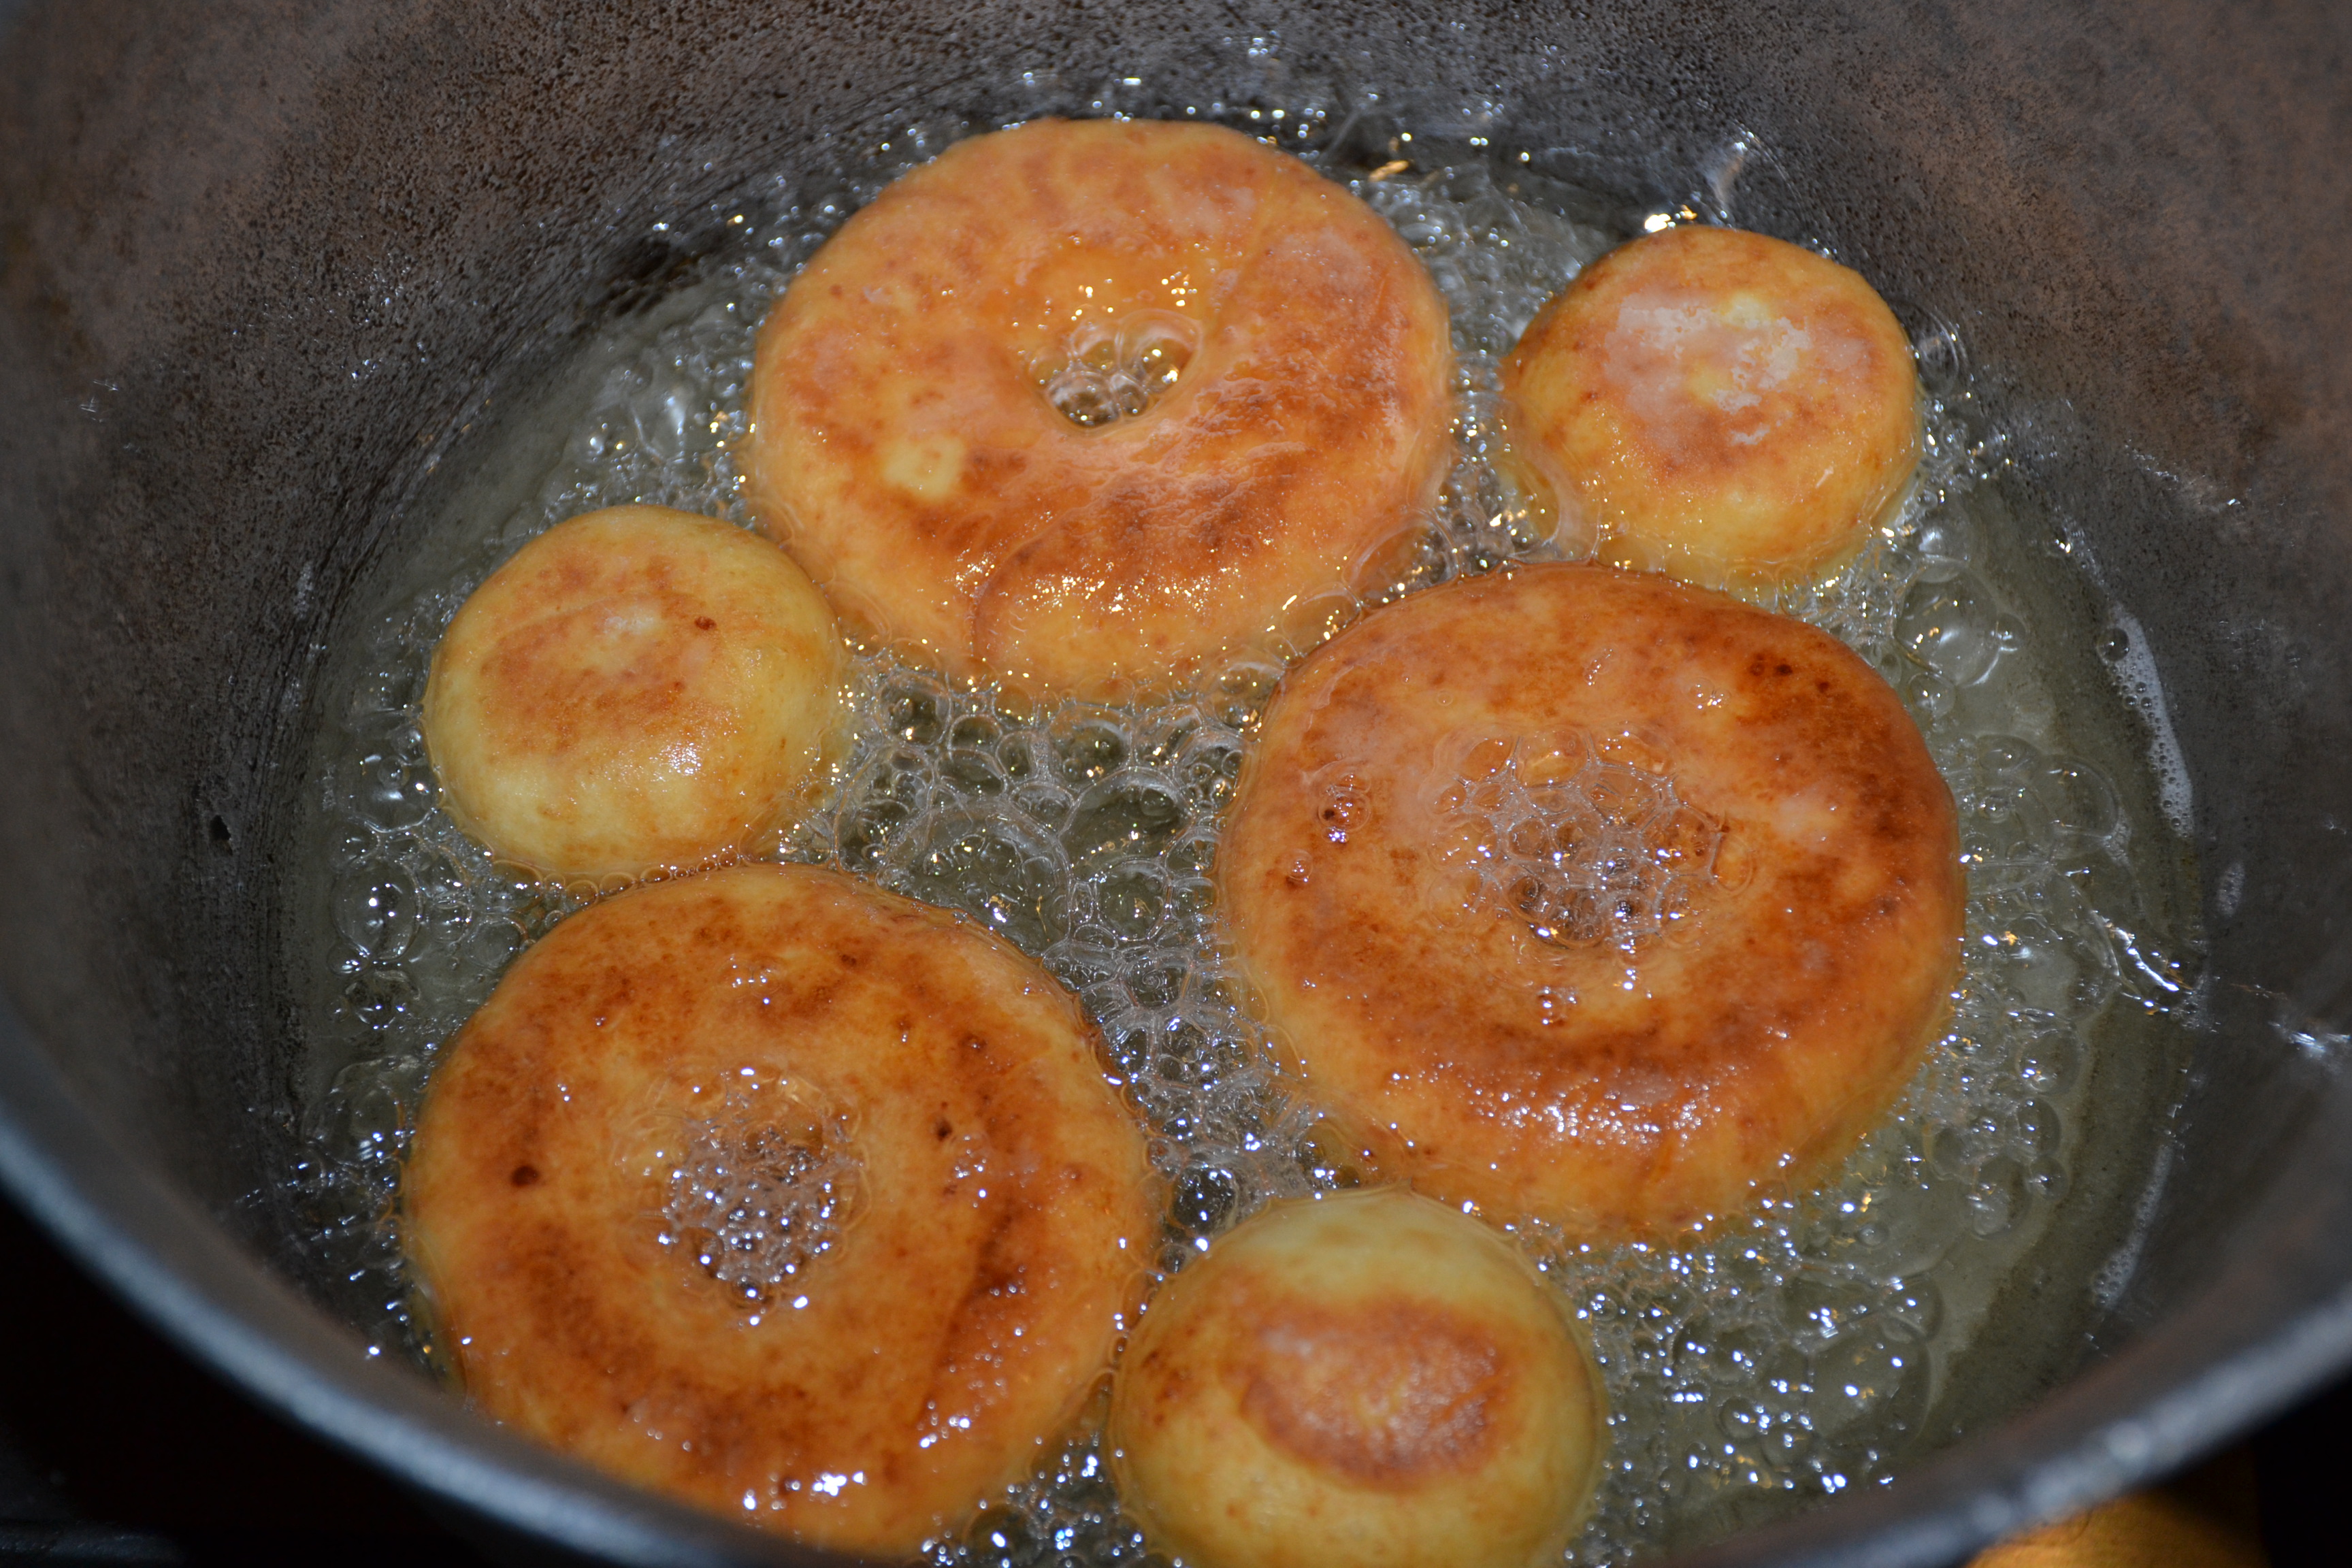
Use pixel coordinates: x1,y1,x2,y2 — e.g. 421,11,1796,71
745,118,1456,699
1217,564,1963,1240
1502,225,1921,593
404,864,1160,1553
1109,1189,1607,1568
420,506,849,881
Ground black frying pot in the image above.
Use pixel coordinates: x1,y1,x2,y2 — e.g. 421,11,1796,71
1,2,2349,1564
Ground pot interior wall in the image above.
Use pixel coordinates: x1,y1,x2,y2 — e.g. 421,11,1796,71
1,2,2348,1565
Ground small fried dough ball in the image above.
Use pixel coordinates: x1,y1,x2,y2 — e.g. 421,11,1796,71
1218,564,1963,1240
406,864,1160,1554
1109,1188,1606,1568
745,118,1456,699
420,506,847,880
1503,225,1922,592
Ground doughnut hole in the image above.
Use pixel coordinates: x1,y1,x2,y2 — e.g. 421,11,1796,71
1109,1189,1606,1568
1036,310,1200,428
420,506,848,880
1502,225,1921,593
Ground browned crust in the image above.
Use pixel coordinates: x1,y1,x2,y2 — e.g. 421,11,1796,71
745,119,1455,698
1225,1293,1509,1484
1501,225,1921,587
420,506,846,879
403,864,1160,1552
1217,564,1963,1239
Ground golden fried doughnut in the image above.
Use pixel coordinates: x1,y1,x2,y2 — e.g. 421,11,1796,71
1218,564,1962,1240
419,506,849,881
1108,1188,1606,1568
1502,225,1921,592
745,118,1456,699
404,864,1160,1552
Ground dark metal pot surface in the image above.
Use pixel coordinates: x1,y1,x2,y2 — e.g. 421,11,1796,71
2,2,2349,1564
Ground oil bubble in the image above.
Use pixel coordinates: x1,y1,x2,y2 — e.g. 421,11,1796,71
1051,711,1130,785
1065,772,1190,865
1171,1166,1238,1237
898,808,1070,953
342,966,420,1031
1897,572,2004,687
1967,1156,2029,1238
1092,860,1173,942
1810,1320,1929,1442
355,753,437,830
333,862,419,960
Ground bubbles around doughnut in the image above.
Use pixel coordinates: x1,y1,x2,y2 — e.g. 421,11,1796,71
1217,564,1963,1241
1109,1188,1606,1568
1502,225,1922,593
420,506,849,881
745,118,1457,700
403,864,1161,1553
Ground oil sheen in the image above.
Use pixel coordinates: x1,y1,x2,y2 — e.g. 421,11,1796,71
284,82,2194,1565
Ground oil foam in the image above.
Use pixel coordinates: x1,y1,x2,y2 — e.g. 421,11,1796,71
284,83,2191,1565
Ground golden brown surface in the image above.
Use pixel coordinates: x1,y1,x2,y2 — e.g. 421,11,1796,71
420,506,848,881
1109,1188,1605,1568
404,864,1160,1554
1969,1490,2266,1568
1502,225,1921,593
745,118,1456,699
1217,564,1963,1240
